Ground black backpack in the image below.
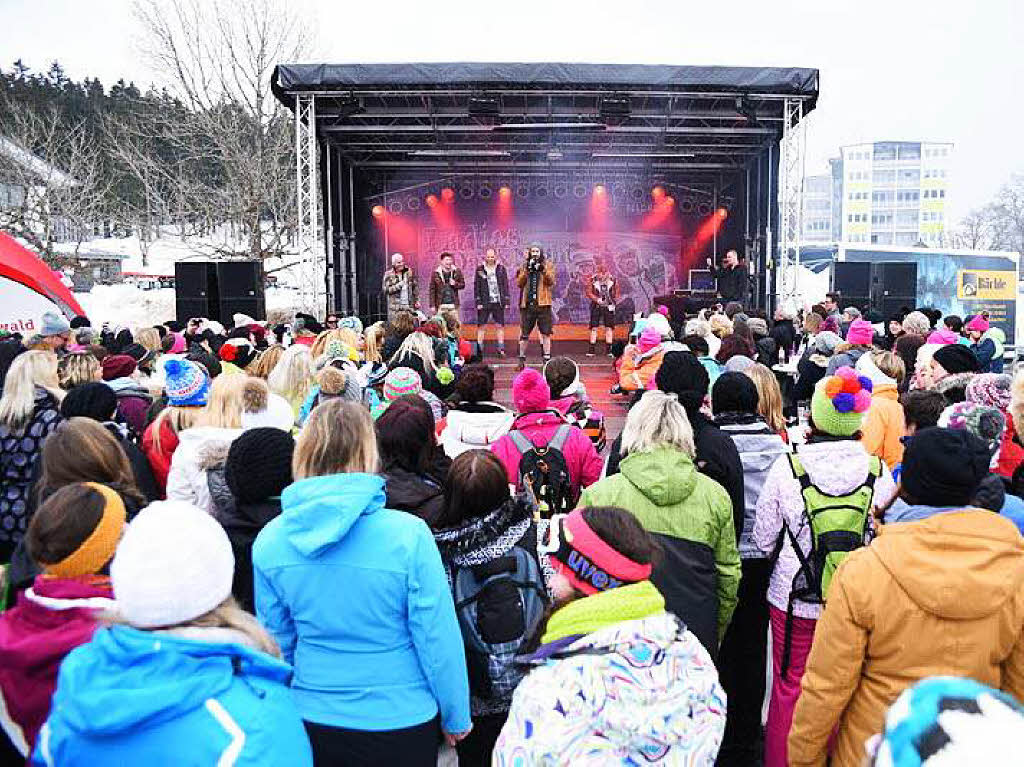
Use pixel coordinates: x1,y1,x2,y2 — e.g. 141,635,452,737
451,528,548,702
507,424,575,517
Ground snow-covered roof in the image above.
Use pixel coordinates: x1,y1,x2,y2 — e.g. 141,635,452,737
0,135,78,188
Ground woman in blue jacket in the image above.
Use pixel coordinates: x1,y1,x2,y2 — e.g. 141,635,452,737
253,398,471,765
34,500,312,766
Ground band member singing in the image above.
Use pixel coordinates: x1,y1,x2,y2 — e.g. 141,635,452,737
429,252,466,316
516,243,556,369
474,248,510,357
707,249,748,304
586,259,619,357
381,253,418,322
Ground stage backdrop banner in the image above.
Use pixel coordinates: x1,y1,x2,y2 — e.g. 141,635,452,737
415,225,682,324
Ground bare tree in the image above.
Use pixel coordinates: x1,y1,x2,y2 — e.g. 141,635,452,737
0,101,116,263
952,207,996,250
988,174,1024,257
130,0,312,261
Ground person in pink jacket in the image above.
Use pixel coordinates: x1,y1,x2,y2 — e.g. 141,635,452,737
491,368,602,504
0,482,122,759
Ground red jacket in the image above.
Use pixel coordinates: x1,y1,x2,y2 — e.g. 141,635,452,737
0,576,114,755
142,419,179,497
997,424,1024,479
491,411,603,498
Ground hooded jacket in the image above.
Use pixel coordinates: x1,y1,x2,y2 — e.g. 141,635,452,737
31,625,312,767
105,378,153,438
165,426,244,514
618,343,665,392
141,417,179,496
579,446,740,657
473,263,510,307
491,412,603,500
252,473,471,733
856,353,906,470
429,265,466,309
220,496,281,614
382,267,419,317
0,577,114,757
382,451,451,528
439,402,515,458
788,510,1024,767
752,440,897,619
493,610,725,765
984,327,1006,373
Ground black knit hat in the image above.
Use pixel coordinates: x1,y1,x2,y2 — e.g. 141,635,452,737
60,382,118,421
933,344,981,375
712,371,760,415
69,315,92,329
225,427,295,504
655,351,709,412
902,427,991,507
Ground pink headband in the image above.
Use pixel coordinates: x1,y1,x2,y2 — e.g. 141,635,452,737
547,509,652,594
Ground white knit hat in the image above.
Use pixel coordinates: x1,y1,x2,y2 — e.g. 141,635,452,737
242,391,295,432
646,312,672,338
111,501,234,628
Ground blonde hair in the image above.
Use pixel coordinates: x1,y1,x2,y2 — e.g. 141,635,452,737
135,327,162,354
58,351,101,390
150,405,205,452
250,345,285,380
872,350,906,386
0,351,62,430
744,363,786,434
267,345,313,404
620,390,695,458
201,373,248,428
363,322,386,364
709,314,733,339
1011,371,1024,442
440,310,461,337
902,311,931,336
390,332,438,377
310,328,361,360
293,399,378,480
803,312,822,334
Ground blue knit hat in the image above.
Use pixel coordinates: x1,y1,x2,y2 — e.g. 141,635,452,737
163,358,211,407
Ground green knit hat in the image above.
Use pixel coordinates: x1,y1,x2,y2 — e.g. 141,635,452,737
810,366,873,437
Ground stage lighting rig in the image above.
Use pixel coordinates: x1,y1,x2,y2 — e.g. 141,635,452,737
468,93,501,118
599,94,631,121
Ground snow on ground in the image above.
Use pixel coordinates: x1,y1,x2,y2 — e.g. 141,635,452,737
75,284,300,329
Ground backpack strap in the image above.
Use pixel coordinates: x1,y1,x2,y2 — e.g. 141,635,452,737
788,453,813,493
547,424,573,453
507,430,535,457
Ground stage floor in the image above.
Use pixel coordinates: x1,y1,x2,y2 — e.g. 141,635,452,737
463,323,630,343
475,336,630,454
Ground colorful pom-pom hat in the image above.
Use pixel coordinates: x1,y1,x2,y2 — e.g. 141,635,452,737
812,365,873,437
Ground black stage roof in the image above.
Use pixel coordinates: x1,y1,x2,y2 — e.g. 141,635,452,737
271,62,818,175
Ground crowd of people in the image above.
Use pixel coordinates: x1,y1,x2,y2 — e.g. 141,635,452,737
1,282,1024,766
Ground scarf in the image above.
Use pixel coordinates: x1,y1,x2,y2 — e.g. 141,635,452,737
542,580,664,644
433,496,536,577
526,264,542,306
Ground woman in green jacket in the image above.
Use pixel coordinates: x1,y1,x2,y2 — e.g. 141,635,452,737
580,390,740,659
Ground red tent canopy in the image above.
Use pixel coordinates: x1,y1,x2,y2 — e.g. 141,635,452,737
0,232,84,319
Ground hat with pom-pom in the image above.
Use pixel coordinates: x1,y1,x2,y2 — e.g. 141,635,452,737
638,326,663,354
383,367,422,402
512,367,551,414
163,357,210,407
965,315,991,333
812,365,873,437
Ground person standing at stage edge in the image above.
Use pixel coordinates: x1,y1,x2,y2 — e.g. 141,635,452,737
707,249,749,305
586,258,619,357
474,248,510,358
383,253,419,322
430,252,466,318
516,243,556,370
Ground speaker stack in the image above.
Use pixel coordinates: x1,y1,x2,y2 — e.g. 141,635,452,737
174,261,266,323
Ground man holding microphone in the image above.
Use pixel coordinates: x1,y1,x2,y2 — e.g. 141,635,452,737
707,249,749,305
516,243,557,369
429,252,466,317
382,252,418,322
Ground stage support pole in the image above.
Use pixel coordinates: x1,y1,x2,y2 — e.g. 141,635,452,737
777,97,806,305
294,94,324,317
324,143,335,313
347,165,358,316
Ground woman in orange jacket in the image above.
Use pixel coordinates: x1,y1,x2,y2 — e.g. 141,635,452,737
857,351,906,471
788,427,1024,767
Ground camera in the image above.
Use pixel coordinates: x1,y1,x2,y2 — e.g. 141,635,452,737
526,250,544,272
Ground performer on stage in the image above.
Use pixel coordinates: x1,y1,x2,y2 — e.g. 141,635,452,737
429,252,466,316
706,249,749,305
516,243,556,369
473,247,510,357
586,259,619,357
381,252,418,322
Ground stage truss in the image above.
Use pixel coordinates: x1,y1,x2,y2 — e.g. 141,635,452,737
776,97,807,302
294,94,323,315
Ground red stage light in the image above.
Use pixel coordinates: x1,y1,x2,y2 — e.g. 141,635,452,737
594,184,606,195
499,186,511,198
441,187,455,202
665,196,675,206
371,205,384,218
652,185,665,199
426,194,438,208
717,207,728,218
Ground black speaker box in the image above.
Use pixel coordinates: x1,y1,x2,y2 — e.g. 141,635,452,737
174,262,218,321
832,261,872,298
174,261,266,323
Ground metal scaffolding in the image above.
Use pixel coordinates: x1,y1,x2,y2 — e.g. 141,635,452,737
294,94,324,316
776,97,807,301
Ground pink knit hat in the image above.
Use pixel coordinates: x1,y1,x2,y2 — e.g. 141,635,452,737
168,333,186,354
845,319,875,346
926,328,957,345
638,326,662,353
512,367,551,413
965,315,990,332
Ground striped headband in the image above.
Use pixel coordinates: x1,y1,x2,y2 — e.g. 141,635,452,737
546,509,652,595
45,483,127,579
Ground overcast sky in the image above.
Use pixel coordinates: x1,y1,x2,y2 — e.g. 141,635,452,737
4,0,1020,221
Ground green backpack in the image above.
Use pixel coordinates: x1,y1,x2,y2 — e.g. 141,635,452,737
778,452,882,678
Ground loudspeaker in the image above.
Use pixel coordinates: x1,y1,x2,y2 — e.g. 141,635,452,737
832,261,871,298
873,262,917,319
175,262,219,322
174,261,266,323
216,261,266,322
